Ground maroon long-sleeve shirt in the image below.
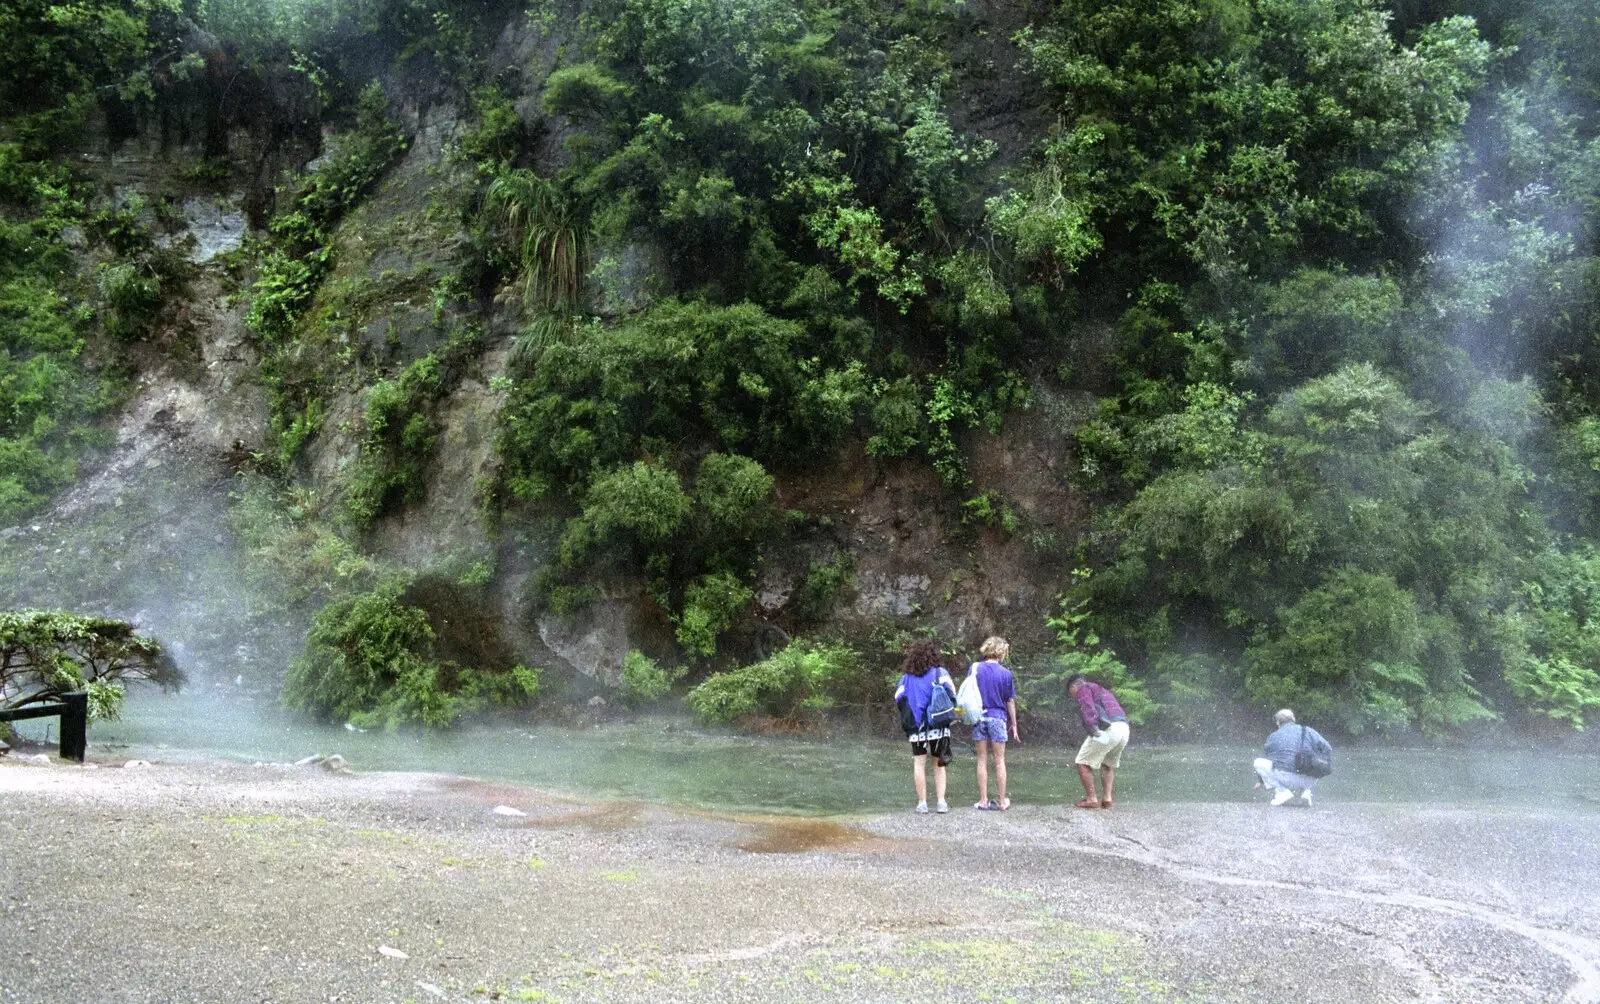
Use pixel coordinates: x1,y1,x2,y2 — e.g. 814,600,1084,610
1074,681,1125,733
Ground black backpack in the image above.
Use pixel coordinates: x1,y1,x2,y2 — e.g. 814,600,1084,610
1294,724,1333,778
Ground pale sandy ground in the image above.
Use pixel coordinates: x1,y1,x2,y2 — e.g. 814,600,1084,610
2,757,1598,1004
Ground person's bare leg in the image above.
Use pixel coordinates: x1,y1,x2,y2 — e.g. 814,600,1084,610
994,742,1009,808
913,754,928,806
1075,763,1100,805
973,740,990,806
934,762,948,806
1100,765,1115,808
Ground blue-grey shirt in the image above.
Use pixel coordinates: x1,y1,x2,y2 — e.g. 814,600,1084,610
1264,723,1331,773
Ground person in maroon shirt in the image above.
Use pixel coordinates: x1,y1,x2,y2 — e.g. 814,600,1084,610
1067,674,1129,809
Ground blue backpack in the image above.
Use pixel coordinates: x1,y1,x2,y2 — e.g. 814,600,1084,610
924,673,958,729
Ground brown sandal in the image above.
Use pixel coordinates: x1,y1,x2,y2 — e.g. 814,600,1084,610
1073,798,1102,809
1100,800,1114,810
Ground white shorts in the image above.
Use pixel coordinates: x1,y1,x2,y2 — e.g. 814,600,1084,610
1075,720,1130,769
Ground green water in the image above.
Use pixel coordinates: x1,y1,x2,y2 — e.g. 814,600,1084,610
16,691,1600,815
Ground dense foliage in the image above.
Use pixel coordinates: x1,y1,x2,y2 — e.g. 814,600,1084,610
0,610,182,722
684,640,872,724
0,0,201,525
284,580,540,729
8,0,1600,735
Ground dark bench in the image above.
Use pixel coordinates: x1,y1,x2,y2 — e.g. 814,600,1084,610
0,692,88,762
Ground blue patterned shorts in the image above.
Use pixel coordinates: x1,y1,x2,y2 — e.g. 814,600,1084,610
971,716,1008,742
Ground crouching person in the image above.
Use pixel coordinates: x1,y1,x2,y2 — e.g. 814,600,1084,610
1255,708,1331,806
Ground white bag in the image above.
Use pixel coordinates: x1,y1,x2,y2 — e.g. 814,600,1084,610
956,664,985,725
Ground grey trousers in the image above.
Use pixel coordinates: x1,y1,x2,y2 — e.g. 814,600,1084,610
1254,756,1317,793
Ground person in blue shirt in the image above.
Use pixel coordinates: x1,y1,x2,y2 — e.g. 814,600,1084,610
1254,708,1332,806
894,639,956,814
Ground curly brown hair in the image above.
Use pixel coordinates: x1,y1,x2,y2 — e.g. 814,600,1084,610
901,638,942,676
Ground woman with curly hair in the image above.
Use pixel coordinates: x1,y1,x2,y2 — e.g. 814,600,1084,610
893,638,956,814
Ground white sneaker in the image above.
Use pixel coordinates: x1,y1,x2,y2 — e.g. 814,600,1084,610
1271,789,1294,806
935,800,949,814
1300,790,1313,807
915,802,929,814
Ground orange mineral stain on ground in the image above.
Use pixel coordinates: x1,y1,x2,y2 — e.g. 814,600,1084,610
734,817,891,854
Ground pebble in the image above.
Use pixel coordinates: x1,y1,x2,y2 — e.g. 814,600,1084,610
492,805,527,817
377,945,408,960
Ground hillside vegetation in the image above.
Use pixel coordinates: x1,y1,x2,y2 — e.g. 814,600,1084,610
3,0,1599,736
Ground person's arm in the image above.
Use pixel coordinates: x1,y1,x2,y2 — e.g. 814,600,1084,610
1006,697,1019,742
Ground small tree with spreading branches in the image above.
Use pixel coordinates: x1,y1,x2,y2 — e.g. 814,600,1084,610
0,610,183,723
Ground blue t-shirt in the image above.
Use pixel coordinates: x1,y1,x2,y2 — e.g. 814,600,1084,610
895,666,955,731
972,660,1015,721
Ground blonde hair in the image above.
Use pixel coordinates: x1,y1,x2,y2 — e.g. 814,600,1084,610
1275,708,1296,726
979,636,1010,662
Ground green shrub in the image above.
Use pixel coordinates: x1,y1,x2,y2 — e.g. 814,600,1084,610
0,0,181,152
685,640,867,725
1243,568,1448,734
0,240,106,524
557,461,693,567
618,649,684,704
343,355,445,528
98,261,163,340
866,377,924,458
795,553,855,622
497,300,864,502
541,62,633,118
246,82,406,347
285,581,538,730
674,571,755,658
693,453,775,540
453,86,525,174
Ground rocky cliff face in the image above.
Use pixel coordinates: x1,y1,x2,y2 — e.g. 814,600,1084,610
1,2,1087,694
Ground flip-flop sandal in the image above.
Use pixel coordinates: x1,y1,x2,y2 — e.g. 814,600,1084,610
1100,800,1114,809
974,801,995,811
999,798,1011,811
1073,798,1102,809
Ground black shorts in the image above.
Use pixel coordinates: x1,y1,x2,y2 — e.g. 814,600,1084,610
910,733,952,766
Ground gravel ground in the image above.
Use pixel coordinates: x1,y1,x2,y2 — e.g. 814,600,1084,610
2,757,1598,1004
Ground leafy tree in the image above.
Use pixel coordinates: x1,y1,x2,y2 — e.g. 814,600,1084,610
0,610,182,722
0,0,184,151
1004,0,1489,292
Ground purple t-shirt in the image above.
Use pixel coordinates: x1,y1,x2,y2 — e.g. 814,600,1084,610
972,660,1015,721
